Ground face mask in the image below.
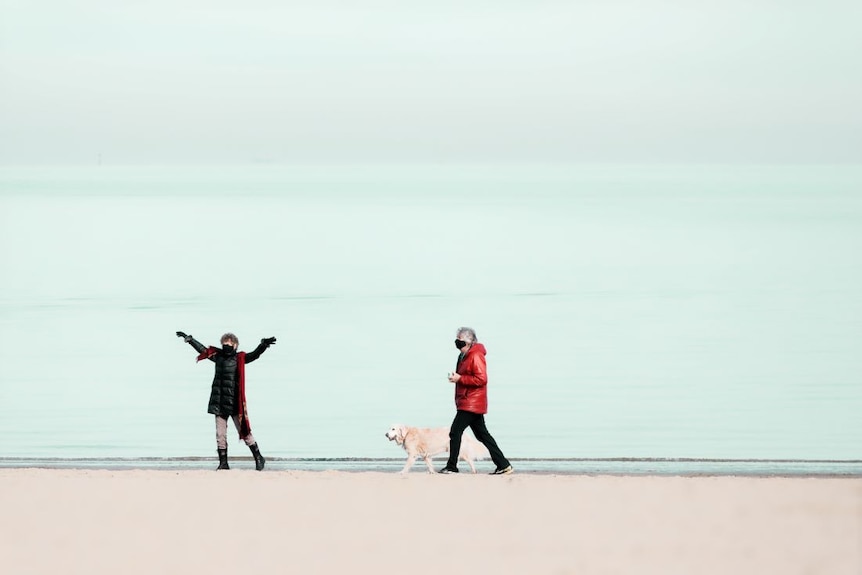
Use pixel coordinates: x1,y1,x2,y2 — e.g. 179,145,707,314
222,343,235,353
454,339,467,350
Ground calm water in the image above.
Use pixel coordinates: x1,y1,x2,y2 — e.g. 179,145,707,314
1,165,860,467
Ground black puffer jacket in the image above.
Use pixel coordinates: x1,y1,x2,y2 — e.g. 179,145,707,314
186,338,271,416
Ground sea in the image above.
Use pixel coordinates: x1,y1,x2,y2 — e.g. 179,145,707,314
1,164,860,475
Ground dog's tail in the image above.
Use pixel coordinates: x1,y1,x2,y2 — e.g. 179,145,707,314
462,438,490,460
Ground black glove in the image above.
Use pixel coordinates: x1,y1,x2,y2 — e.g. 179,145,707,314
176,331,191,342
261,337,277,346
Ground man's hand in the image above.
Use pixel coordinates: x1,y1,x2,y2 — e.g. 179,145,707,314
448,372,461,383
176,331,188,339
262,337,277,346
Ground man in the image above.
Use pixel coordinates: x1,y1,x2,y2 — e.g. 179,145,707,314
440,327,513,475
176,330,276,471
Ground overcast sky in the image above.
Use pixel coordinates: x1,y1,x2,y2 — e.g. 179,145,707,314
1,0,860,165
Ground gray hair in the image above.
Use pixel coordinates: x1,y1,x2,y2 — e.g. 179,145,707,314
220,332,239,346
456,327,477,343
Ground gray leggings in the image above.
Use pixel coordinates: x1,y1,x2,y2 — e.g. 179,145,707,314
215,415,256,449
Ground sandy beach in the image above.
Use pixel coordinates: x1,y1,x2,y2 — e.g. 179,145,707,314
0,469,858,574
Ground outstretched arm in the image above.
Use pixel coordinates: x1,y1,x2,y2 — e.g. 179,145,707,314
245,337,276,363
176,331,208,355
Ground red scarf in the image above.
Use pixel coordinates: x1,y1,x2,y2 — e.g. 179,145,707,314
197,348,252,439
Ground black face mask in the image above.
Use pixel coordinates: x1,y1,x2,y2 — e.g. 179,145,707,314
222,344,235,353
454,339,467,350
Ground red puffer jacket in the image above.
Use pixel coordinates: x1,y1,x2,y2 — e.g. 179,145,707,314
454,343,488,414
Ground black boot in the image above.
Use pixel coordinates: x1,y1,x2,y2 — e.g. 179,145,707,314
249,443,265,471
217,448,230,470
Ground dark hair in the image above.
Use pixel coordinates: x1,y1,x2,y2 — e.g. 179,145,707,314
220,333,239,346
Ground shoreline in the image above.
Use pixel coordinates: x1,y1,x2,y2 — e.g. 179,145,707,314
1,456,860,477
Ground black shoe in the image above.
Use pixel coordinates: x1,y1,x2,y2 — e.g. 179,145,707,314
249,443,265,471
438,467,459,474
216,448,230,470
490,465,513,475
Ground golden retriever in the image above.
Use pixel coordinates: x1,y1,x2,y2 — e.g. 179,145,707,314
385,424,489,474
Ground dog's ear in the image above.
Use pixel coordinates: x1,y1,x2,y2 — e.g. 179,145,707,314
394,424,407,445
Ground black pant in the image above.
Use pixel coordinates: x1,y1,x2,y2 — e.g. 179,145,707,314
446,410,510,470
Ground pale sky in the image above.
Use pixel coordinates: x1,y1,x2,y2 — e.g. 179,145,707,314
1,0,860,165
